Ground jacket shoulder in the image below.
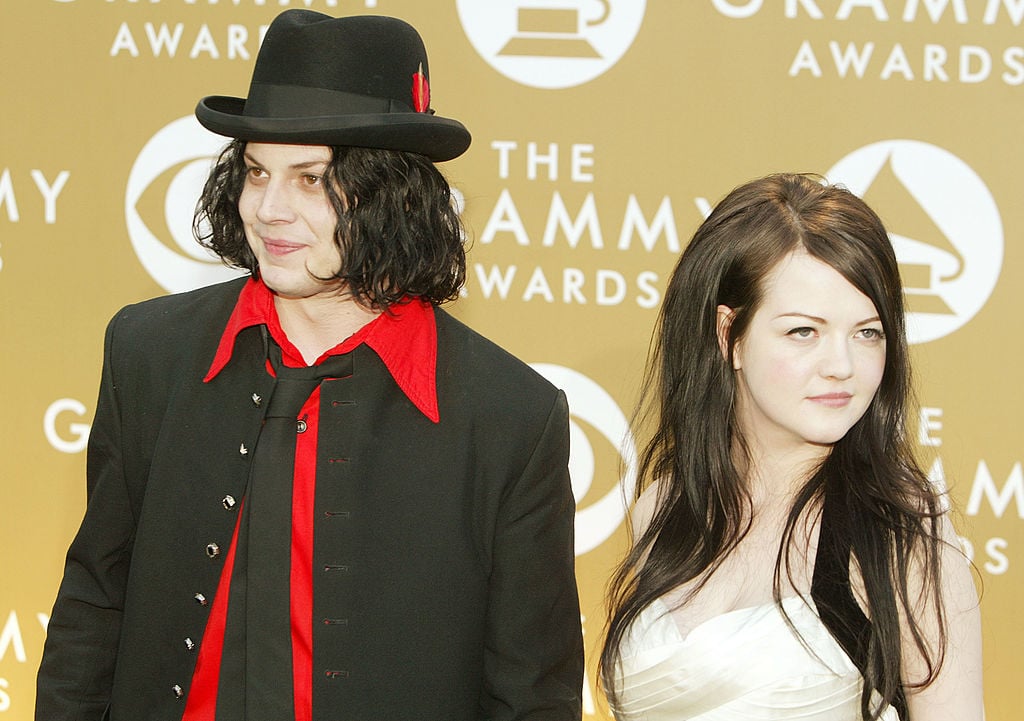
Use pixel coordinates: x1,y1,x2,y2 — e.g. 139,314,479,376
103,277,249,373
112,277,247,335
432,306,567,441
433,306,559,398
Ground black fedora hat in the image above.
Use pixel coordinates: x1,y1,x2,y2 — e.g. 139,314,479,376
195,11,471,162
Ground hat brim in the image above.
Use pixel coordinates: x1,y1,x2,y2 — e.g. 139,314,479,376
196,96,471,162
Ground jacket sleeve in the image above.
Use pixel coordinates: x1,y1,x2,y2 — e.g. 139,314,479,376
36,312,137,721
479,390,584,720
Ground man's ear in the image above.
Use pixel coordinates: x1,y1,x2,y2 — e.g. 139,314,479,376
716,305,740,370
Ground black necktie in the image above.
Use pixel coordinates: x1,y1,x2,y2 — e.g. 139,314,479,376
217,341,353,720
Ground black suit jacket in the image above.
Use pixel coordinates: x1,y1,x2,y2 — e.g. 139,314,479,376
36,278,583,720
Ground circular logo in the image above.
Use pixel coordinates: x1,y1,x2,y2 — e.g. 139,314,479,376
456,0,646,89
531,363,637,556
126,116,248,293
826,140,1002,344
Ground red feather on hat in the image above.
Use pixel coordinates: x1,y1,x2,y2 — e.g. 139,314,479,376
412,62,430,113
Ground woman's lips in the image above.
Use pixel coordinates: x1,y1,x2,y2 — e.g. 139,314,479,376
808,392,853,408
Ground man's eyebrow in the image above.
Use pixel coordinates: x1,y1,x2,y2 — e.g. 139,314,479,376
289,160,329,171
242,152,329,171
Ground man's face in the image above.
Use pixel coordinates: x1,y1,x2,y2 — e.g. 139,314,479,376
238,142,344,300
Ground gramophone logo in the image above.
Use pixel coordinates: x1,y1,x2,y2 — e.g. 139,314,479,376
126,116,247,293
456,0,646,89
826,141,1002,344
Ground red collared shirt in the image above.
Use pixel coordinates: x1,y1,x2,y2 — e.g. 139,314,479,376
183,278,439,721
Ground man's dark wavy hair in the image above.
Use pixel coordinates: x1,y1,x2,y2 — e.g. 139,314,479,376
193,140,466,308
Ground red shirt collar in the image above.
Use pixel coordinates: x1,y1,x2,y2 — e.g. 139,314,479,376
205,278,439,423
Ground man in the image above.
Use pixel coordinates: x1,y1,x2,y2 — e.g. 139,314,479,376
36,10,582,721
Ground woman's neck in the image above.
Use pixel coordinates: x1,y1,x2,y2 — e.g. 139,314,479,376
738,440,828,510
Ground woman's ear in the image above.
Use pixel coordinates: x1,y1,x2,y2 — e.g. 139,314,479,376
716,305,740,370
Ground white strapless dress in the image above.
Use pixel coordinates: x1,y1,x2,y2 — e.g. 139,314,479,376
612,595,900,720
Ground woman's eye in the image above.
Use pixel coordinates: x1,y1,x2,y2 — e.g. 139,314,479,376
787,327,815,338
859,327,886,340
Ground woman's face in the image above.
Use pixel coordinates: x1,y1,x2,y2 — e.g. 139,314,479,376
722,249,887,460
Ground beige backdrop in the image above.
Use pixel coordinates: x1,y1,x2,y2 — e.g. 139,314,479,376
1,1,1020,718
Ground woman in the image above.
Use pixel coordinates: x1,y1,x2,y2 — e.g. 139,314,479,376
600,174,982,720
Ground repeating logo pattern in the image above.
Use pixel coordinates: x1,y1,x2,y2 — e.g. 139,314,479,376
456,0,646,89
827,140,1003,344
126,116,247,293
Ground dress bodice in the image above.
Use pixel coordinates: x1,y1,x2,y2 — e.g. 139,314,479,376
612,595,900,720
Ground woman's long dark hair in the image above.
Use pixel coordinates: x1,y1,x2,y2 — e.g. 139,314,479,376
599,174,946,720
194,140,466,308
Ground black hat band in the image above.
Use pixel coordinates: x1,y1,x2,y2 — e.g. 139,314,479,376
244,83,415,118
